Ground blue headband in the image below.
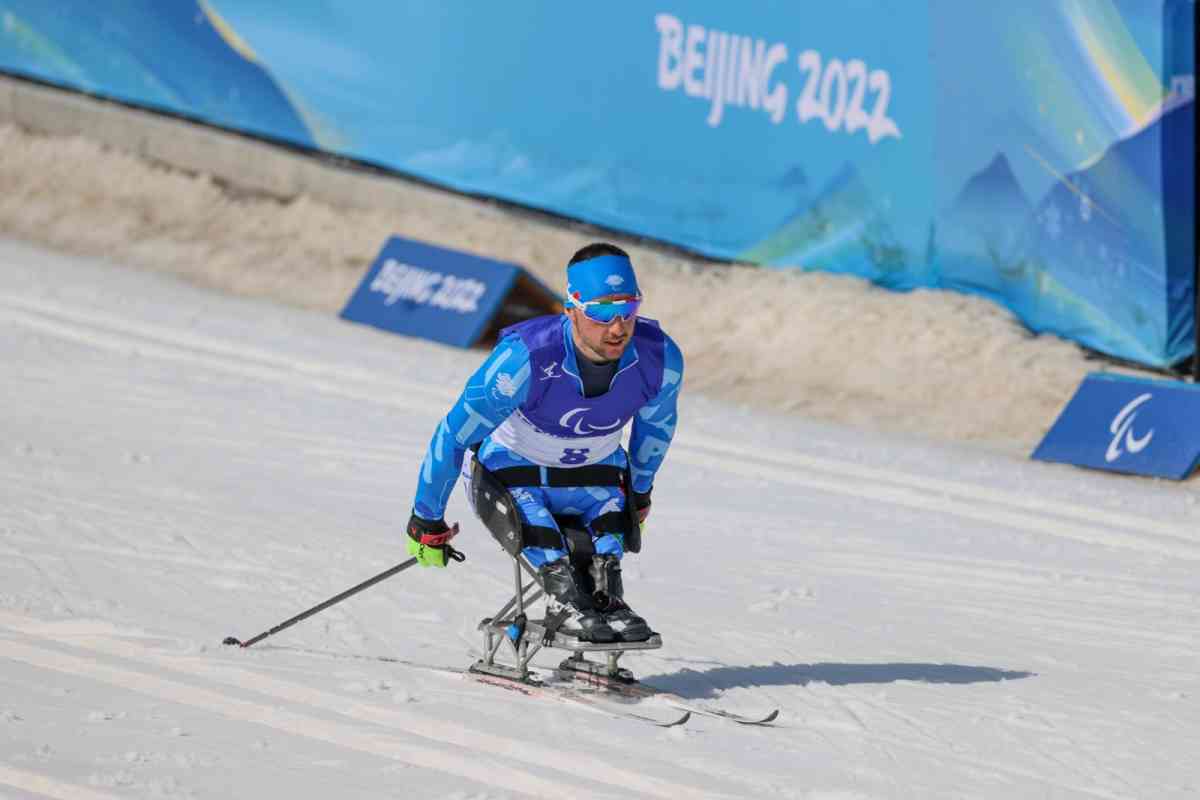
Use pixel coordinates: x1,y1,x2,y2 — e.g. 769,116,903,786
566,254,641,306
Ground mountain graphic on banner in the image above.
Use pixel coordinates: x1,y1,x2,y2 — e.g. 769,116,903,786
0,0,315,148
741,162,904,279
1018,98,1194,364
939,153,1034,283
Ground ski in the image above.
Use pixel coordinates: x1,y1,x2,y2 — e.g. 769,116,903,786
466,668,691,728
560,665,779,726
245,643,768,725
666,703,779,726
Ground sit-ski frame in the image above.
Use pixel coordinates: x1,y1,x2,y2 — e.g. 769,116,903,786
469,555,662,685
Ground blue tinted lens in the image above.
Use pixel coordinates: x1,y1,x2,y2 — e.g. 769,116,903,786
582,298,641,323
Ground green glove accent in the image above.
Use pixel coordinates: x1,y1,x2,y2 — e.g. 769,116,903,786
407,534,451,568
406,513,463,568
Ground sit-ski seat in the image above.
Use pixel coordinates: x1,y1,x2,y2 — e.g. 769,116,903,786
466,457,661,685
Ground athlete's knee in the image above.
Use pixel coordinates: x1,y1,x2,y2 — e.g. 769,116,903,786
592,533,624,559
588,506,630,559
521,546,568,569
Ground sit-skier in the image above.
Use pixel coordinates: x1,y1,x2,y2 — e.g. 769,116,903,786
405,242,684,642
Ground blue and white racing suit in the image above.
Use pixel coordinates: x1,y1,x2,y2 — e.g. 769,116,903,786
413,314,683,568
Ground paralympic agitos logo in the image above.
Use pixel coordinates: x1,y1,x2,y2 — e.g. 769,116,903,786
559,408,624,435
1105,393,1154,463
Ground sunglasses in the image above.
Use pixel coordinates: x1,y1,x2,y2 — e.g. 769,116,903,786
573,295,643,323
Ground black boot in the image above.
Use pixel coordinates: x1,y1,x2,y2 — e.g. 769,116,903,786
589,555,654,642
537,560,617,643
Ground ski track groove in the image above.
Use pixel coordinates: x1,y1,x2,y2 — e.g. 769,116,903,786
861,725,1136,800
2,534,308,583
809,555,1199,647
3,292,1198,563
820,551,1197,603
849,694,948,750
0,637,581,800
675,437,1197,544
829,576,1198,647
0,614,747,800
2,477,255,545
0,765,126,800
937,603,1196,652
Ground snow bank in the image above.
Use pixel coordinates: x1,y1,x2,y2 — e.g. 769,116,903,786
0,123,1130,450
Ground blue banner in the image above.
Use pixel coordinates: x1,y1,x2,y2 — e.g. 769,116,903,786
0,1,1192,367
1033,373,1200,480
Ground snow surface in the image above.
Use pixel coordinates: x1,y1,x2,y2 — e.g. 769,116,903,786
3,238,1200,799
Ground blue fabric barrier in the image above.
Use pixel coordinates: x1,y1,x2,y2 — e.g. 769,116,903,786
0,1,1192,367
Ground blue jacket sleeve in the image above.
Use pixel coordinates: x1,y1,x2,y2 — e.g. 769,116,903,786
412,337,532,520
628,334,684,494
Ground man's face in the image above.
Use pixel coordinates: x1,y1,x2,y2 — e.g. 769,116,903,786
567,297,638,363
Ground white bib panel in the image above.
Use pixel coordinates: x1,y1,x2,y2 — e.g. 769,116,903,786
490,410,623,467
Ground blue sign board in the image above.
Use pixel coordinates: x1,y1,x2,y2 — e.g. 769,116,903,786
1032,373,1200,480
340,237,558,348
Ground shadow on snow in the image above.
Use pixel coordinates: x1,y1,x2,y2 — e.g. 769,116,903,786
640,661,1035,699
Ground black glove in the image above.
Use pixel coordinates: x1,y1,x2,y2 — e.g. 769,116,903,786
406,513,464,567
631,488,652,526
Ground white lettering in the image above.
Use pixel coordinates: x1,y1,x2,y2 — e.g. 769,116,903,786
724,34,741,108
370,260,441,305
796,49,822,123
762,43,789,124
369,260,487,314
844,59,870,134
683,24,707,97
866,68,901,143
655,13,683,90
706,31,730,126
653,15,900,141
735,37,764,109
429,274,486,313
820,58,848,131
702,28,719,99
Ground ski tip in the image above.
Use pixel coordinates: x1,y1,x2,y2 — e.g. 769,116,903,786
663,710,691,727
221,636,243,647
731,708,779,725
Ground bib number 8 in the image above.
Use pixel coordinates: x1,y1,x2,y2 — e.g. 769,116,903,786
560,448,591,465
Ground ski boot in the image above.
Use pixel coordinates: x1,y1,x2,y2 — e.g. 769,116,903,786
589,554,654,642
538,559,617,643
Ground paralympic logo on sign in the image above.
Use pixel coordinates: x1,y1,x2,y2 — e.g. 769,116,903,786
1105,393,1154,463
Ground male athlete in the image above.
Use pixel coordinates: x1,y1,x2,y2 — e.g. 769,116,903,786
405,242,684,642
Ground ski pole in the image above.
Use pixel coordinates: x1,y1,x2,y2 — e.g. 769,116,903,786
222,545,463,648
